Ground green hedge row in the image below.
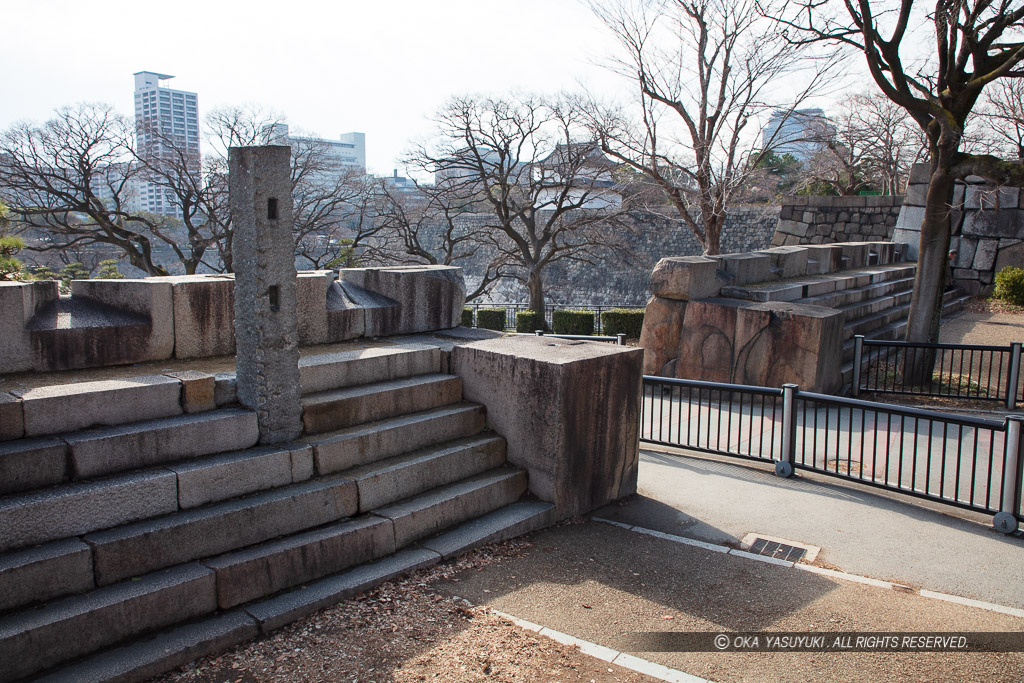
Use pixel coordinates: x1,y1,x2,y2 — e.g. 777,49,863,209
515,310,546,333
476,308,508,331
600,308,645,339
552,309,594,335
461,307,474,327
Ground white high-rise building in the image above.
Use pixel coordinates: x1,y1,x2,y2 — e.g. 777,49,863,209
262,124,366,172
133,71,200,218
762,108,832,161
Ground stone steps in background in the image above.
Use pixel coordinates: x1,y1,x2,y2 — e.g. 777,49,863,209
721,264,916,304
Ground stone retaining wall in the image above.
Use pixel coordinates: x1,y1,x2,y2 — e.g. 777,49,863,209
892,163,1024,294
772,195,904,247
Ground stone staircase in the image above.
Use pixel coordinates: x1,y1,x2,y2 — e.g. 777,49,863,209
720,253,971,392
0,342,553,682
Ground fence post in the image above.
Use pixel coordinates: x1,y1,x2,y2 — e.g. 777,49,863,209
852,335,864,398
617,333,626,346
1006,342,1021,410
995,416,1023,534
535,330,544,336
776,383,798,478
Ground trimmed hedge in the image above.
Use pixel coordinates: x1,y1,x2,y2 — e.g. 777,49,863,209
516,310,546,333
476,308,508,331
994,266,1024,306
461,307,474,327
600,308,645,339
552,309,594,335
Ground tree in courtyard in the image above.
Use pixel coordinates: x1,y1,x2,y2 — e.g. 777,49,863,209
585,0,839,255
406,94,632,312
766,0,1024,381
976,77,1024,158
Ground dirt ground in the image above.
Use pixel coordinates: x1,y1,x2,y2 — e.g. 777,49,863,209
153,534,655,683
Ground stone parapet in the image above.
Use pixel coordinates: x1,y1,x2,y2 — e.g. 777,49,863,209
451,336,642,519
0,266,465,376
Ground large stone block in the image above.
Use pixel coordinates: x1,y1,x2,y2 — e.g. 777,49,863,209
68,278,175,365
649,256,721,300
0,436,68,496
205,516,395,609
962,208,1024,239
758,246,809,279
85,476,358,585
66,408,259,479
0,470,179,552
714,253,770,285
297,271,333,345
638,296,687,376
451,336,642,519
674,299,843,392
802,245,843,273
0,539,94,612
325,281,372,341
164,370,216,414
340,265,465,336
994,240,1024,273
0,281,58,374
15,375,182,437
972,239,1001,271
160,275,236,359
169,444,297,509
298,344,441,395
0,392,24,442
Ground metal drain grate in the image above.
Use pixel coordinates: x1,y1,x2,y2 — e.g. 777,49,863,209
740,533,820,563
749,538,806,562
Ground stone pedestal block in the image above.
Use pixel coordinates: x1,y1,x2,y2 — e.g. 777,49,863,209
714,253,771,285
649,256,721,300
296,271,333,345
159,275,236,359
759,246,809,279
451,336,642,519
68,279,174,366
229,145,303,445
340,266,465,336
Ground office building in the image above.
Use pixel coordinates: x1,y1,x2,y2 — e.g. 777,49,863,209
133,71,200,218
762,108,833,161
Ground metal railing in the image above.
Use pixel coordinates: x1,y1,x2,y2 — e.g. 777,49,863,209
641,375,1024,533
465,303,642,334
514,330,626,345
852,336,1023,409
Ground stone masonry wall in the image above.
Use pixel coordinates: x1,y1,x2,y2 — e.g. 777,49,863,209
892,163,1024,295
772,195,904,247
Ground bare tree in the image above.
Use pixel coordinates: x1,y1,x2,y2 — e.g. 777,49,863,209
586,0,838,254
407,94,631,312
977,78,1024,159
374,180,513,301
767,0,1024,381
0,104,173,275
795,93,927,195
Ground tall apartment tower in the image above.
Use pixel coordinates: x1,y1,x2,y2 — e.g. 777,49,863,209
133,71,200,218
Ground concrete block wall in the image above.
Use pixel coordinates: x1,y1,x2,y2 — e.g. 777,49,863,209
0,266,466,375
893,163,1024,294
772,195,904,247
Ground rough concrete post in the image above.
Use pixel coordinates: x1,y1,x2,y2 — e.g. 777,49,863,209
229,145,302,444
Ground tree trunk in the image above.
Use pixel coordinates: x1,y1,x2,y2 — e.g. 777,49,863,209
526,269,545,316
902,164,955,385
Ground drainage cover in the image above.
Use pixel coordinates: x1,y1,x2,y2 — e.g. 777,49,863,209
740,533,820,563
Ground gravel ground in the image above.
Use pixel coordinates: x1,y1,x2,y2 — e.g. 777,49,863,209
153,533,655,683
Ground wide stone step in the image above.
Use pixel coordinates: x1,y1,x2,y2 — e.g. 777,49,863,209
27,500,553,682
374,467,528,548
0,562,216,682
82,475,357,586
834,289,914,322
298,343,441,395
721,264,916,303
0,469,180,553
64,408,259,480
301,373,463,434
799,276,915,310
308,403,486,475
347,433,506,513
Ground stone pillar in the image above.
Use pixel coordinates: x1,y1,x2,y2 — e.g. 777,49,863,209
229,145,302,444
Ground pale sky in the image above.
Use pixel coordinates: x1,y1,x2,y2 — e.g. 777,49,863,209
1,0,628,175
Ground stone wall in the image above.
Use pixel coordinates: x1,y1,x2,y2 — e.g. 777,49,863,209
0,266,465,375
467,206,780,306
892,163,1024,295
772,195,904,247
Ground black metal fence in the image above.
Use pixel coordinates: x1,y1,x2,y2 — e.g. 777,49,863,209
641,375,1024,533
852,336,1023,409
465,303,642,334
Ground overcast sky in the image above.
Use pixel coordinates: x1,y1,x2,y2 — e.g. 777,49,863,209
2,0,632,175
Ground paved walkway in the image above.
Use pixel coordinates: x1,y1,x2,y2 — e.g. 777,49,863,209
432,450,1024,682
